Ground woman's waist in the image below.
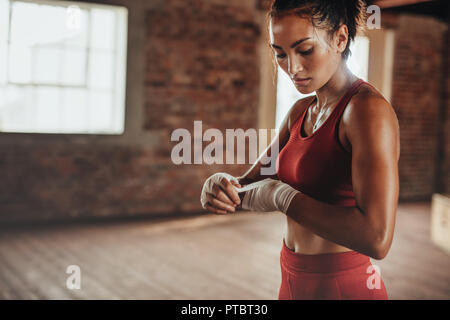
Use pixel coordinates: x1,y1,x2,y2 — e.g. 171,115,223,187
284,224,353,255
283,220,371,274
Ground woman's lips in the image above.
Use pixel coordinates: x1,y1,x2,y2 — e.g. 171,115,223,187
294,78,312,86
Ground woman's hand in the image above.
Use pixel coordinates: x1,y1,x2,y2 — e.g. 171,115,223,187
200,173,242,214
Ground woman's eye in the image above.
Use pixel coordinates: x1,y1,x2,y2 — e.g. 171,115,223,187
276,53,286,59
299,48,313,55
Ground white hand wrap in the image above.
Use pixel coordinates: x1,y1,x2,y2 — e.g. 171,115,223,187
200,172,239,209
235,178,300,214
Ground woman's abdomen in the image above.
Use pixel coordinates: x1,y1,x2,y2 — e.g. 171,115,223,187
285,215,353,254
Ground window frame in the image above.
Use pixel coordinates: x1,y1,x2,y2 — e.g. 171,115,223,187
0,0,128,135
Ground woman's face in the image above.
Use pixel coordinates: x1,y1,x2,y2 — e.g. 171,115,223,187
270,14,344,94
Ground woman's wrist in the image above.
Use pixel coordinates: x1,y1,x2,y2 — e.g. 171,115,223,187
285,192,303,217
274,182,301,214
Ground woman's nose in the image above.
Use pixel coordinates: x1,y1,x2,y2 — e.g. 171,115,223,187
288,56,304,77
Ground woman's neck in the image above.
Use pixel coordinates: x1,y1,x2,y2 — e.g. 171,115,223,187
315,63,358,110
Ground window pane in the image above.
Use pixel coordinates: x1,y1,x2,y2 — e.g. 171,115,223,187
0,0,8,84
89,91,112,131
90,8,115,50
10,1,39,46
61,48,86,85
62,88,88,132
0,46,6,85
0,86,7,129
34,4,66,46
34,47,62,84
0,0,8,40
64,6,89,48
8,44,32,83
10,2,64,46
88,51,113,89
0,85,34,131
35,86,61,131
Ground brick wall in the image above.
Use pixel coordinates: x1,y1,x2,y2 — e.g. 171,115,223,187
385,14,448,200
0,0,262,225
0,1,449,225
442,29,450,194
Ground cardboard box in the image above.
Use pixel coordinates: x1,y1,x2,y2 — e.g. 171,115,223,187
430,193,450,254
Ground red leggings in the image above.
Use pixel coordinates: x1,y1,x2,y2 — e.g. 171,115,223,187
278,238,388,300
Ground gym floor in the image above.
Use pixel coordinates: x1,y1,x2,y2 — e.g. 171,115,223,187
0,202,449,300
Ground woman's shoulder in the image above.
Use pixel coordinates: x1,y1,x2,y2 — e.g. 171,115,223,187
344,81,400,153
346,82,397,122
350,81,392,111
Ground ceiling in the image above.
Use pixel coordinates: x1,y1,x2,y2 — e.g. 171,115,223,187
373,0,450,22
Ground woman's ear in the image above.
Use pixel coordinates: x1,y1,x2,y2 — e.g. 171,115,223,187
334,24,349,54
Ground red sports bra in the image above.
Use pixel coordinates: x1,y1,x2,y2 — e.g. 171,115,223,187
276,79,366,206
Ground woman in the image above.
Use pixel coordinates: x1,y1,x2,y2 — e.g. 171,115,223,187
200,0,399,300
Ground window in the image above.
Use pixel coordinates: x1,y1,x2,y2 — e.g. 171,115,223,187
0,0,128,134
275,36,370,129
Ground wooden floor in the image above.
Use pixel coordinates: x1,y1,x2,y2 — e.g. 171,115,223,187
0,202,449,299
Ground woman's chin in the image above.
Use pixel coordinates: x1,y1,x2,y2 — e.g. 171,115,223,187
295,86,315,95
293,79,316,94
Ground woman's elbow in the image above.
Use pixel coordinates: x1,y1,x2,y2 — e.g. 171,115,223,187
369,232,392,260
370,244,389,260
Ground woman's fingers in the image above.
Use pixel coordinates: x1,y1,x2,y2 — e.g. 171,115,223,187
210,198,236,212
219,178,241,206
231,181,243,207
204,177,244,214
205,203,228,215
207,192,236,212
212,183,236,207
231,181,242,188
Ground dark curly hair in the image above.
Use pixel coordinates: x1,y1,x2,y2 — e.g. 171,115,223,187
266,0,367,62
